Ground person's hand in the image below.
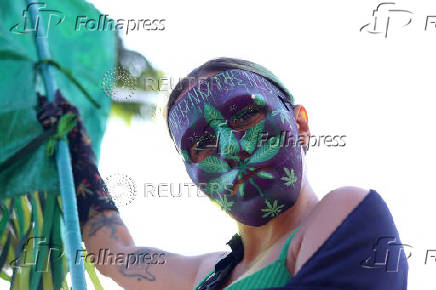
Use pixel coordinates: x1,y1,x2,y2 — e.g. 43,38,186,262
37,89,81,128
36,89,96,162
36,89,117,225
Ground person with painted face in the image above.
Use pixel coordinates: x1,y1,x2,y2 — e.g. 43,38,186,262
37,58,408,290
170,69,305,227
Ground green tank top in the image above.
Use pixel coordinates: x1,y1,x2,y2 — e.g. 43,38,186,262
195,225,302,290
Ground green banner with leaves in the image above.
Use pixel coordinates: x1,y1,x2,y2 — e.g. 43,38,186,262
0,0,116,199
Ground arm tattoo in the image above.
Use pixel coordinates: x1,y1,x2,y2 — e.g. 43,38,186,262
118,263,156,282
117,248,167,282
88,213,124,240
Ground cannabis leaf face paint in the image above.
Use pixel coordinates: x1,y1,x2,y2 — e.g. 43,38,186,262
261,200,285,218
169,69,303,226
281,167,298,186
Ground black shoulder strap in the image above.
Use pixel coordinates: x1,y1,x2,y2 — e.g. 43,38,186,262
197,234,244,290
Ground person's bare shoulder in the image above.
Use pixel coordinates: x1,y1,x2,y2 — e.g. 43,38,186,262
290,186,370,275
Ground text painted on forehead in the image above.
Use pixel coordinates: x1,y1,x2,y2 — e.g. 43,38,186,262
168,69,284,140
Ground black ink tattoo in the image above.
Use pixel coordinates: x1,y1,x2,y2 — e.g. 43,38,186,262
118,263,156,282
88,213,124,241
117,248,160,282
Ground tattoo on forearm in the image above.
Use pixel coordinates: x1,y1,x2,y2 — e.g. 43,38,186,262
117,248,167,282
88,213,124,240
118,263,156,282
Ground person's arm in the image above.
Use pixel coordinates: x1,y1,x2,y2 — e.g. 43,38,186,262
37,91,222,289
81,209,218,290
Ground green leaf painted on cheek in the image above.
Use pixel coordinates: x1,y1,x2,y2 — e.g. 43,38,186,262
281,167,297,186
256,171,274,179
205,169,238,195
261,199,285,218
198,156,230,173
240,120,265,154
247,137,280,164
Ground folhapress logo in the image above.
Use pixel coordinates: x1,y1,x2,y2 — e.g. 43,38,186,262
361,236,412,272
9,2,65,38
9,236,64,272
10,2,166,38
75,15,166,36
360,2,436,38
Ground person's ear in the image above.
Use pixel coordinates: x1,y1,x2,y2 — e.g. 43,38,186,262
293,105,310,147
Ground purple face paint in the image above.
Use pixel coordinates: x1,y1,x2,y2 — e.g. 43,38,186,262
169,69,303,226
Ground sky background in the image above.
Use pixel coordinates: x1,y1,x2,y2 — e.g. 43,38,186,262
49,0,436,289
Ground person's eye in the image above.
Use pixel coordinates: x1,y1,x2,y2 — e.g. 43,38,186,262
190,134,217,163
229,104,266,131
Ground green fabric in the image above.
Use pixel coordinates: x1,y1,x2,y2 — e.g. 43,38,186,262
196,269,215,290
195,226,302,290
0,0,116,200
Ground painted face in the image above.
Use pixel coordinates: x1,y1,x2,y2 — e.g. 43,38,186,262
169,69,302,226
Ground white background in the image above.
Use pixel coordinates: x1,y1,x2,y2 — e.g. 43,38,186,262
90,1,436,289
2,0,431,289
